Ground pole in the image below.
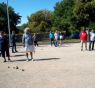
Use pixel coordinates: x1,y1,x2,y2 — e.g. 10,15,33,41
6,0,11,46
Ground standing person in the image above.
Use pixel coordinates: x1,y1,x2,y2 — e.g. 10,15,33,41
59,32,63,45
80,27,87,51
0,31,11,62
49,31,55,46
54,30,59,47
11,31,18,53
33,33,38,46
22,28,35,61
86,28,91,42
89,29,95,51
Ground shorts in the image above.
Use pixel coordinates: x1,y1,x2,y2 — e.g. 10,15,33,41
81,40,87,47
25,45,35,52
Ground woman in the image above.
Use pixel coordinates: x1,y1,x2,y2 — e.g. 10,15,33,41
54,31,59,47
22,28,35,61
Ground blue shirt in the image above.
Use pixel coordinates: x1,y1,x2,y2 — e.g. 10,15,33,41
49,32,54,39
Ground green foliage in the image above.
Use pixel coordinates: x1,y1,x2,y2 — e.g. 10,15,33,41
0,2,21,33
17,23,28,33
52,0,95,33
53,0,75,33
74,0,95,27
89,22,95,29
28,10,53,33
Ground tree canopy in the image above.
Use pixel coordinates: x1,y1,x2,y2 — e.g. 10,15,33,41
28,10,53,32
52,0,95,33
0,2,21,33
52,0,75,33
74,0,95,28
1,0,95,34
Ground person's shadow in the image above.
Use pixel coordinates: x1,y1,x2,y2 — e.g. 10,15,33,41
33,58,60,61
11,58,60,62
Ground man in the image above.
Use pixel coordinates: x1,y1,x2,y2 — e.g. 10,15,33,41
33,33,38,46
49,31,55,46
11,31,17,53
89,29,95,51
80,27,87,51
0,31,11,62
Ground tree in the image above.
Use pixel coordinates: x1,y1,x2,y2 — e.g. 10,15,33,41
17,23,28,33
74,0,95,28
53,0,75,33
0,2,21,33
28,10,53,32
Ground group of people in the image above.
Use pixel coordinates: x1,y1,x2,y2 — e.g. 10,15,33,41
80,27,95,51
49,31,64,47
0,27,95,62
0,28,38,62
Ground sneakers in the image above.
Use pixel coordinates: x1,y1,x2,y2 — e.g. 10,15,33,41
81,48,83,51
26,57,33,61
30,57,33,61
26,59,29,61
26,58,29,61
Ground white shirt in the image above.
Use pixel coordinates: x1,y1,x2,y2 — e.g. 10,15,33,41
90,32,95,41
54,33,58,40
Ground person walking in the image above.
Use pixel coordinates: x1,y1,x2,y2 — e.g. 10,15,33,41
54,31,59,47
22,28,35,61
89,29,95,51
0,31,11,62
11,31,18,53
33,33,38,46
49,31,55,46
80,27,87,51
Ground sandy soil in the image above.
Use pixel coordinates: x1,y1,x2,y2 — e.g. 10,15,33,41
0,43,95,88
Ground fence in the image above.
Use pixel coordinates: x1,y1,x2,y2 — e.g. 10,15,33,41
15,32,49,43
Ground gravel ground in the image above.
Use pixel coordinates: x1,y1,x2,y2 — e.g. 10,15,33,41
0,43,95,88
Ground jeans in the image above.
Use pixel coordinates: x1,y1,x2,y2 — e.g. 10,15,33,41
12,43,17,52
1,49,10,58
54,40,59,47
50,38,55,46
89,41,94,50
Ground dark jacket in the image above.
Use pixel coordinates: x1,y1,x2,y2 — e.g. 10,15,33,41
11,34,16,43
0,36,9,50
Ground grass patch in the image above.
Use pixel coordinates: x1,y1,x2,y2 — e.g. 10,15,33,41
16,39,80,46
64,39,80,43
39,39,80,45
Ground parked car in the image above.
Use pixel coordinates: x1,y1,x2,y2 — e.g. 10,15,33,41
70,32,80,39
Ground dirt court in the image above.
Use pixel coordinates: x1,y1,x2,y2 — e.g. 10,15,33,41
0,43,95,88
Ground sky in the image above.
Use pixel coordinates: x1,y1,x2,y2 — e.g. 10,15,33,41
0,0,61,25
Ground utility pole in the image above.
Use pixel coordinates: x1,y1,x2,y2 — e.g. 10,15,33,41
6,0,11,46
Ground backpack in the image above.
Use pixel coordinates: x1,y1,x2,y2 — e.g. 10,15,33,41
23,33,33,45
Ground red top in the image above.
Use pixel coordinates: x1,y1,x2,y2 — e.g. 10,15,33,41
80,32,87,41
